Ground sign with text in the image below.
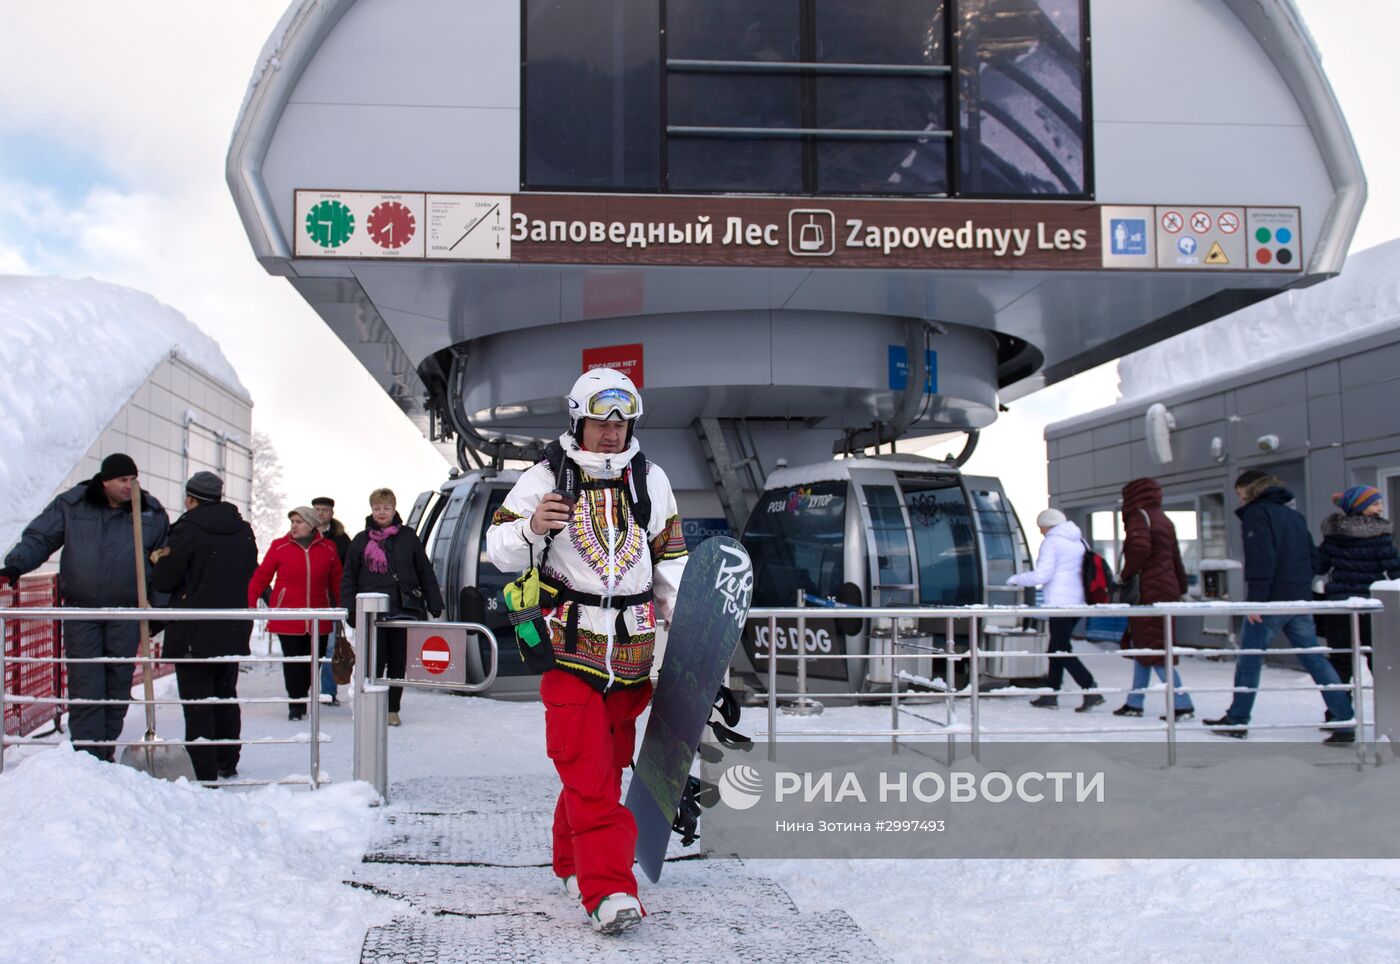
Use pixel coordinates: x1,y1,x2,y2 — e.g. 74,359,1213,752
583,343,644,388
405,625,467,684
295,190,1301,273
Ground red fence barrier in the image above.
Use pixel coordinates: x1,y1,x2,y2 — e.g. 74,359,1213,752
2,573,172,738
2,574,63,738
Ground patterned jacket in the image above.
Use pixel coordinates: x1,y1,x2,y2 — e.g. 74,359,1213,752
486,436,687,691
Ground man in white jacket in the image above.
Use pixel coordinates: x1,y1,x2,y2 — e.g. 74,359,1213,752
486,368,687,935
1006,508,1104,712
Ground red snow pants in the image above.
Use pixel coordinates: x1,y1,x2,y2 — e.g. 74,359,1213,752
540,669,652,913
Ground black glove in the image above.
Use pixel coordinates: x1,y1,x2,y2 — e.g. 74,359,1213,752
429,608,443,619
0,566,20,586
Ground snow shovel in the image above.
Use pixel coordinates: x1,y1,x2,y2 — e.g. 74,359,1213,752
118,487,196,782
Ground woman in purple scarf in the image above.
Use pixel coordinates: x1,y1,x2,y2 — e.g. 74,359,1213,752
341,488,445,726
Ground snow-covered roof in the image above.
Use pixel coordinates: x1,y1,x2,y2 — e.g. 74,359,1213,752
1116,236,1400,403
0,275,249,551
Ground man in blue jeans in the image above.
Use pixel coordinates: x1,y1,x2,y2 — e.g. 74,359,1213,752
1205,470,1355,743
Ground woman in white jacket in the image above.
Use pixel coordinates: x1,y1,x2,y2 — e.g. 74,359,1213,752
1006,509,1104,712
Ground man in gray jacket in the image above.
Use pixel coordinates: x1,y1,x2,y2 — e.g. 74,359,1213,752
1,454,170,760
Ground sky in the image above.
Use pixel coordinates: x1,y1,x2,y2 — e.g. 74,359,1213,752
0,0,1395,541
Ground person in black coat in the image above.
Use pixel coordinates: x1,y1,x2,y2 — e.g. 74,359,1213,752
150,472,259,781
1205,471,1355,742
1314,485,1400,685
341,488,444,725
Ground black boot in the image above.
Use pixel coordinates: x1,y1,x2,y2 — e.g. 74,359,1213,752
1203,715,1247,739
1029,695,1059,709
1076,694,1106,713
1159,708,1195,721
1113,705,1144,718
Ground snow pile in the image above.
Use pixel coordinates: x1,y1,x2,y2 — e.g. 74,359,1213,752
0,745,393,962
0,275,248,551
1118,236,1400,401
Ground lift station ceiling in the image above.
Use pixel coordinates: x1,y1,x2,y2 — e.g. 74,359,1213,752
229,0,1363,474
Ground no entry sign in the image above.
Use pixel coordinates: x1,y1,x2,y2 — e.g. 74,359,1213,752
405,625,469,683
419,636,451,675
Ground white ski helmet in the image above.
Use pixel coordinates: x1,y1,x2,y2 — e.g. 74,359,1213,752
567,368,643,442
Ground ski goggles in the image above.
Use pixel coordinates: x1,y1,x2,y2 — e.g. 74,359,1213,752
585,387,642,421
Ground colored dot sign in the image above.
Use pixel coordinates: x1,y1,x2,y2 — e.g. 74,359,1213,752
420,637,451,675
1190,211,1212,233
1161,211,1184,233
1218,212,1240,234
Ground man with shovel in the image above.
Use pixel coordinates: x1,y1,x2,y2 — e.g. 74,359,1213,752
1,454,169,760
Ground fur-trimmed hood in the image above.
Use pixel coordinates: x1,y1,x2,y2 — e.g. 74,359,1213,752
1240,474,1288,504
1321,512,1394,539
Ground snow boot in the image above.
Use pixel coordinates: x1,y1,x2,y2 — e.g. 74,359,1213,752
1076,694,1106,713
387,712,402,727
1113,705,1143,717
1029,695,1059,709
590,893,643,934
1158,708,1195,721
1323,730,1356,746
1203,716,1247,739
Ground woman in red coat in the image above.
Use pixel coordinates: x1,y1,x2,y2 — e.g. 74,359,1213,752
248,506,344,719
1114,478,1195,719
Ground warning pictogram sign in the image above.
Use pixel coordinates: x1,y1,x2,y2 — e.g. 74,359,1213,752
1190,211,1213,234
1205,241,1230,265
1161,211,1184,233
1218,212,1240,234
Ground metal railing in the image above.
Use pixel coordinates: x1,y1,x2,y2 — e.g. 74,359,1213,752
749,597,1389,766
350,593,499,800
0,606,345,787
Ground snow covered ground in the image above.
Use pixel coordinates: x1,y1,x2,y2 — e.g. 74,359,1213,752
4,639,1400,962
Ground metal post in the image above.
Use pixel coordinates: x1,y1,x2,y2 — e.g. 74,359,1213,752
1163,615,1177,768
945,616,955,763
969,615,981,759
353,593,390,800
309,617,321,789
1372,587,1400,754
890,618,900,755
782,591,824,717
766,615,778,763
1350,608,1365,739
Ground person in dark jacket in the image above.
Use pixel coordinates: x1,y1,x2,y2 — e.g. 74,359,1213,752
1113,478,1195,719
1,454,170,760
341,488,444,726
248,507,343,720
312,497,352,562
1205,471,1355,742
311,496,351,705
1314,485,1400,686
149,472,258,781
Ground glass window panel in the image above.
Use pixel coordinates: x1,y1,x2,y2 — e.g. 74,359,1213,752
668,74,801,128
815,1,947,65
667,0,800,61
817,139,949,195
815,75,949,195
864,485,913,586
741,483,848,606
668,138,803,193
956,0,1086,196
815,76,946,133
903,479,978,605
524,0,660,189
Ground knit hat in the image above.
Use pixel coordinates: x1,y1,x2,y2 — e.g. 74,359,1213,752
311,496,335,508
185,471,224,502
1036,508,1067,528
288,506,319,527
100,453,139,481
1333,485,1382,516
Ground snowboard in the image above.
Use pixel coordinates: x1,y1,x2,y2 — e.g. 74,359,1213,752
626,536,753,883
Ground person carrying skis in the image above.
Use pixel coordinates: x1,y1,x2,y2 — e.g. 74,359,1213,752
486,368,687,935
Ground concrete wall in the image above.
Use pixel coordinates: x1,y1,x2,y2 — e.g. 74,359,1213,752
54,353,254,522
